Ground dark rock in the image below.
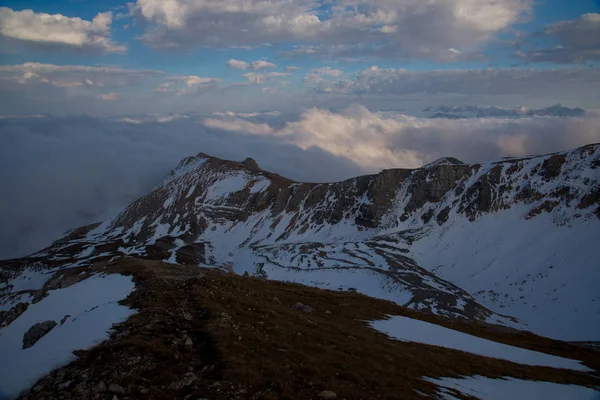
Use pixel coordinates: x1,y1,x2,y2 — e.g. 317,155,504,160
0,302,28,328
421,209,434,224
292,302,313,313
319,390,337,399
541,154,566,180
108,383,125,394
436,207,451,225
94,382,107,393
241,157,260,170
23,320,57,349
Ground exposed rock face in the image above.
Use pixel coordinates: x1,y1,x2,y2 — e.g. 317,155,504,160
23,320,58,349
0,302,28,328
241,157,260,170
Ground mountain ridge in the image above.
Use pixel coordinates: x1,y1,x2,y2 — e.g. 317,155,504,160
3,142,600,341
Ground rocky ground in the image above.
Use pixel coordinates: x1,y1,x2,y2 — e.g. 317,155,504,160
15,258,600,400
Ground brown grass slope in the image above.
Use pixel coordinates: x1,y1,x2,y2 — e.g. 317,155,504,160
21,258,600,400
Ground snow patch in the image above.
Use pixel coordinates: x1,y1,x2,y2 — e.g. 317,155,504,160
370,315,591,372
205,174,249,202
426,375,600,400
0,274,136,399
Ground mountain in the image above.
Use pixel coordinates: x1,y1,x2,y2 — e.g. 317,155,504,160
2,143,600,399
424,104,586,118
3,143,599,341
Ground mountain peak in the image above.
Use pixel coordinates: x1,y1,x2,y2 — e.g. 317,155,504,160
241,157,260,170
424,157,465,167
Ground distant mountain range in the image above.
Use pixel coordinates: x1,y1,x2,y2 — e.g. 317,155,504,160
424,104,586,119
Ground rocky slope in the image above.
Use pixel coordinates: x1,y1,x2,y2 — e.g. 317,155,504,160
2,144,600,340
3,259,600,400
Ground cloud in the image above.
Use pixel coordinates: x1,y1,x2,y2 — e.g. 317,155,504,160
303,67,343,84
0,63,234,113
227,59,277,70
517,13,600,63
96,93,118,100
203,104,600,171
242,71,291,84
306,66,600,99
166,75,222,95
3,63,598,117
0,62,163,88
227,59,250,70
1,106,598,259
129,0,532,61
285,66,301,72
0,114,362,259
0,7,126,53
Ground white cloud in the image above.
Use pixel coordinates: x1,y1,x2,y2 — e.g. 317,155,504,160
285,66,301,72
96,93,118,101
242,71,291,84
307,66,600,100
167,75,222,95
251,60,276,70
203,104,600,171
0,7,126,53
130,0,532,61
304,67,343,84
227,59,250,70
227,59,276,70
0,62,162,88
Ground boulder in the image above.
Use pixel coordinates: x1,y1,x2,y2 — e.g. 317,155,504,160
22,320,57,349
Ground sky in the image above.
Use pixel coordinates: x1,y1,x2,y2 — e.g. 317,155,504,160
0,0,600,259
1,0,600,114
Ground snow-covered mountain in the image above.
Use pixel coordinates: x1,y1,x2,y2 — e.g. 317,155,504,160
425,104,586,119
3,144,600,341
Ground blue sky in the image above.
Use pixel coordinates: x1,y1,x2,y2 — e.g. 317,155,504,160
0,0,599,114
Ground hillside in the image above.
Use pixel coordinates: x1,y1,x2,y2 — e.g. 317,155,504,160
1,259,599,399
1,143,599,398
9,143,599,340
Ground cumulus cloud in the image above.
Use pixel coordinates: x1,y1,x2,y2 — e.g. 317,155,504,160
0,7,126,53
129,0,532,61
203,104,600,171
242,71,291,84
303,67,343,84
227,59,277,70
165,75,222,95
227,59,250,70
517,13,600,63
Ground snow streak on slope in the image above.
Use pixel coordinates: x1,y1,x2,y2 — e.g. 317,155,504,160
370,316,592,371
0,274,135,399
426,376,600,400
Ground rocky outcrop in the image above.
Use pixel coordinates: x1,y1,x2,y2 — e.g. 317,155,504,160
23,320,58,349
0,302,28,328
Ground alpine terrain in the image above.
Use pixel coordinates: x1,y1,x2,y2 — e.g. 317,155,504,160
1,143,599,399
